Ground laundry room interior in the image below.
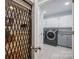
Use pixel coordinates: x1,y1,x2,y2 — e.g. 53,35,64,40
34,0,74,59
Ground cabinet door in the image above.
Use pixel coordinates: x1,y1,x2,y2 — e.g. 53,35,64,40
59,15,72,27
58,34,67,47
66,35,72,48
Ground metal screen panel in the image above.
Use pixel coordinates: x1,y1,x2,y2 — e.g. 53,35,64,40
5,0,32,59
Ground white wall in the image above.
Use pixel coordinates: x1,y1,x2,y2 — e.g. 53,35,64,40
44,15,73,28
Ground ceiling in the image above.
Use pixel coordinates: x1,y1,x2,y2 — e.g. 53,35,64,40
39,0,72,18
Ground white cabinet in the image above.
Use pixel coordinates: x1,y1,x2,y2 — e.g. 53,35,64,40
44,17,60,27
44,15,73,27
58,15,72,27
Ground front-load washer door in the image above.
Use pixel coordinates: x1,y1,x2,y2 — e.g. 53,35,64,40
44,29,58,46
46,30,56,40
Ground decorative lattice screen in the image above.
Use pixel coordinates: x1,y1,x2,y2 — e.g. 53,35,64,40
5,0,32,59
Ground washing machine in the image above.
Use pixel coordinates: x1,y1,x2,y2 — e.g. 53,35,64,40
43,28,58,46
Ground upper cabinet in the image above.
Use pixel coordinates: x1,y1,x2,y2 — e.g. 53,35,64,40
44,15,73,27
59,15,73,27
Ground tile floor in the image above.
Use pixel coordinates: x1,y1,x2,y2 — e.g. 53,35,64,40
38,44,72,59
